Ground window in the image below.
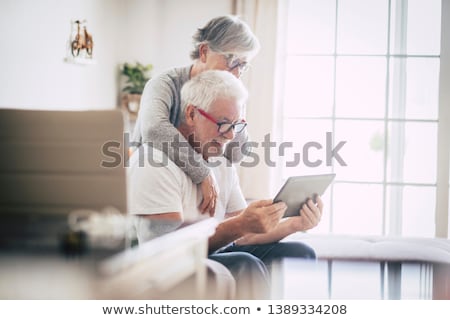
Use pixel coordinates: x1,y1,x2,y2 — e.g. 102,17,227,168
280,0,445,236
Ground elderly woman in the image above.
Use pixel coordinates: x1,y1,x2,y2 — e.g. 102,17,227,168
131,15,260,216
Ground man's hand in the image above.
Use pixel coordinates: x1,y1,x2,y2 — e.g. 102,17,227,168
199,173,218,216
239,199,286,234
208,200,286,251
289,196,323,231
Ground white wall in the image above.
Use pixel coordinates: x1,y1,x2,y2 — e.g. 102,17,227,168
120,0,232,75
0,0,125,110
0,0,231,110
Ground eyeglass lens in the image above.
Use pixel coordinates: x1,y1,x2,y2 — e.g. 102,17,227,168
218,122,247,134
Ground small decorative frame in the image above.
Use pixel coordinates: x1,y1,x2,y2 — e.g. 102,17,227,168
64,19,96,65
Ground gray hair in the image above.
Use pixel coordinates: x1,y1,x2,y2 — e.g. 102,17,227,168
180,70,248,121
190,15,260,60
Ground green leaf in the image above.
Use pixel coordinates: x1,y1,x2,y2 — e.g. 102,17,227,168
120,62,152,94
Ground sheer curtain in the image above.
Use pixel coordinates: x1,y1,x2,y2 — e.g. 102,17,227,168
233,0,284,199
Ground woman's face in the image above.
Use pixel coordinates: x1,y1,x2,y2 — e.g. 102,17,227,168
200,45,250,78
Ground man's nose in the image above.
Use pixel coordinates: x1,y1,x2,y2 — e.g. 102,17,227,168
222,127,236,141
230,67,241,79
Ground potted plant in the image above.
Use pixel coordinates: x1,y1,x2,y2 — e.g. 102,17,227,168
120,62,152,115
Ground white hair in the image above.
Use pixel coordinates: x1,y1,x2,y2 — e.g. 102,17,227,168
180,70,248,121
190,15,260,60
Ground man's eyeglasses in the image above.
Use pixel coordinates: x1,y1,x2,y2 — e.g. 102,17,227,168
195,107,247,134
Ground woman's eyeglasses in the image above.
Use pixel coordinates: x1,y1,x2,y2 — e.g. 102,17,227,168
195,107,247,134
223,54,250,74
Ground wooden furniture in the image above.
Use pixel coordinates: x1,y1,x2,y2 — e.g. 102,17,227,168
0,219,230,299
96,218,221,299
0,109,232,299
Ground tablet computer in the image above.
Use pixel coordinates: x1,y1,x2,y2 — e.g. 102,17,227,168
274,173,336,217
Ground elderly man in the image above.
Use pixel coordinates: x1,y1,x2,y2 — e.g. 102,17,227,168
132,15,261,217
128,70,323,299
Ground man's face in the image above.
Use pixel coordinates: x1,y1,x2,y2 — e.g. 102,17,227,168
190,98,243,159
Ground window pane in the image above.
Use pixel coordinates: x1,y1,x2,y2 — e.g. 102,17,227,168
282,119,333,178
287,0,336,54
332,183,383,235
334,120,385,182
390,0,442,55
335,57,386,118
283,56,334,118
337,0,389,54
387,186,436,237
386,122,437,184
388,58,440,120
402,186,436,237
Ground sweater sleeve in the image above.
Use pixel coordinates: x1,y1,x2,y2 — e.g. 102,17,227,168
133,73,210,184
223,127,250,163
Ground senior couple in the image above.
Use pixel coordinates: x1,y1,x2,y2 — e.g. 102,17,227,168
128,15,323,299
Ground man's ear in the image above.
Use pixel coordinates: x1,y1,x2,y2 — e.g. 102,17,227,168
199,43,208,63
185,104,196,125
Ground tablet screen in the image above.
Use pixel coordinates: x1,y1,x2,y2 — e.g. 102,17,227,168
273,174,336,217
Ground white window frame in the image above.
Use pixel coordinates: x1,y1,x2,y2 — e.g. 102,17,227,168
436,0,450,238
278,0,450,238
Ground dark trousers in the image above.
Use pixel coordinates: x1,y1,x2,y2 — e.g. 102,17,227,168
209,241,316,299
